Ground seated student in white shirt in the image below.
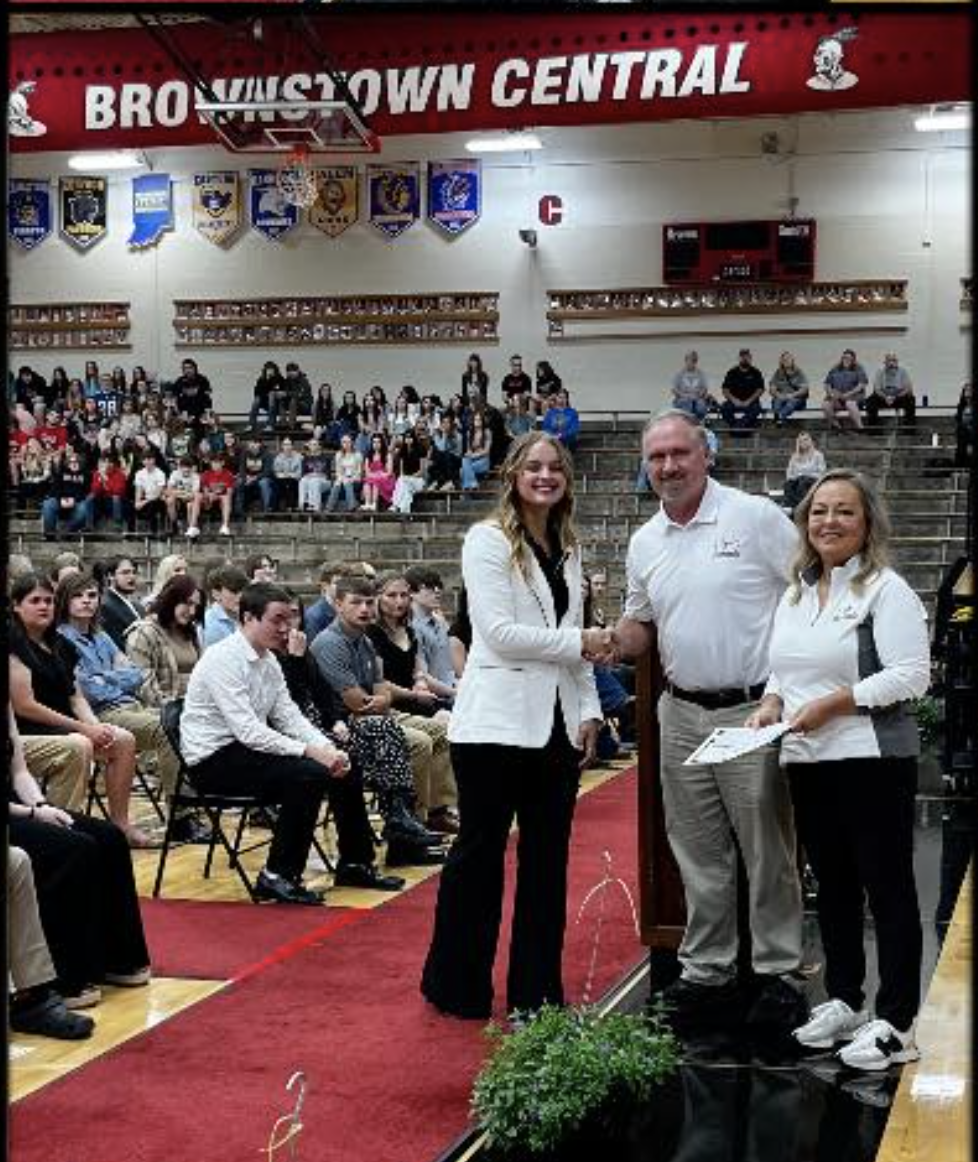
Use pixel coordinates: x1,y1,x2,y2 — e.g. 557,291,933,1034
180,582,350,905
133,450,168,532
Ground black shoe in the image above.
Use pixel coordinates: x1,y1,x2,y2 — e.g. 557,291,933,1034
11,993,95,1040
254,869,325,905
169,814,213,844
384,840,447,867
248,806,280,829
655,977,742,1034
384,794,444,846
333,862,406,891
745,975,809,1034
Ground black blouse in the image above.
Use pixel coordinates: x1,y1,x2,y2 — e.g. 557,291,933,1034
366,624,418,689
11,625,76,735
526,533,569,625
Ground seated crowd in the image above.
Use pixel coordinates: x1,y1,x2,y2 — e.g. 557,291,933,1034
5,544,635,1040
8,354,582,536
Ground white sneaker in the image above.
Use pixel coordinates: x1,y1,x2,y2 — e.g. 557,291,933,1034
219,525,231,537
793,999,869,1050
837,1019,920,1072
185,526,200,539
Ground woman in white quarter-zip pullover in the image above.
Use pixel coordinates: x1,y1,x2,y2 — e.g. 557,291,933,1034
421,433,605,1020
748,468,930,1072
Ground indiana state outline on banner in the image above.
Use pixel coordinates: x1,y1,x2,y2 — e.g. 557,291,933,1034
249,169,299,242
427,160,481,238
309,166,359,239
129,172,173,249
59,175,107,251
193,172,242,247
8,178,52,251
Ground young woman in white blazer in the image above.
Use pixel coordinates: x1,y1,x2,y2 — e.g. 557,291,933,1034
421,432,605,1019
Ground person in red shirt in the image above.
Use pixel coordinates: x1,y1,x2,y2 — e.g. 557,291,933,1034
9,422,30,491
36,411,69,458
86,454,129,531
187,454,235,539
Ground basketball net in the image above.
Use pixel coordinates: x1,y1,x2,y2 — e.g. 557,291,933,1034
275,146,320,209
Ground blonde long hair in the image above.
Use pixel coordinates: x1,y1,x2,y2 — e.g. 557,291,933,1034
788,467,891,602
488,432,579,579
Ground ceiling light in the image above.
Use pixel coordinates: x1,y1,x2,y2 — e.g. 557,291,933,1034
465,131,543,154
67,151,146,171
914,107,970,133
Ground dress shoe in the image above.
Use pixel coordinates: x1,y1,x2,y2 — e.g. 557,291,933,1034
333,862,406,891
169,814,214,844
426,807,460,835
254,868,325,905
385,840,447,867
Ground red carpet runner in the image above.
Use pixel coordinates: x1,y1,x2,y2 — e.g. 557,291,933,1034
13,769,643,1162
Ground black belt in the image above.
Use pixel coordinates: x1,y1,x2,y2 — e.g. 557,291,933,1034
666,682,766,711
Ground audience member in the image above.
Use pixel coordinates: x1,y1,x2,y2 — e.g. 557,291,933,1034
541,389,581,452
282,361,312,427
866,354,916,425
249,360,285,432
324,432,364,513
180,582,351,905
145,554,188,612
720,348,765,431
362,433,395,510
9,574,149,847
405,566,459,702
461,353,489,406
671,351,713,420
86,453,129,531
534,360,563,407
202,564,248,649
298,438,332,511
427,416,463,490
500,354,533,404
174,358,212,427
312,383,338,445
132,451,168,532
747,469,929,1070
783,432,827,512
954,381,974,467
823,349,868,431
244,554,278,584
125,575,203,706
768,352,810,425
42,448,89,539
235,436,275,516
461,412,492,492
99,556,146,650
163,455,200,532
187,453,235,538
390,431,427,514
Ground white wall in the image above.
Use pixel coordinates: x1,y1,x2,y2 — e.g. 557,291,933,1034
9,105,971,414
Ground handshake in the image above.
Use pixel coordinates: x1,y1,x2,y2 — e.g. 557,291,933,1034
581,627,620,665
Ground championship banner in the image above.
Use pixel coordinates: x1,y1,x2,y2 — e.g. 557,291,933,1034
427,159,481,237
128,172,173,248
192,171,241,246
309,166,359,238
367,163,419,240
59,175,107,251
8,178,52,251
8,13,970,153
248,169,299,242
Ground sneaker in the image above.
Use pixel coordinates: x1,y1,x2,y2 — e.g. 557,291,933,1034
793,999,869,1050
61,984,102,1010
104,967,151,988
185,526,200,539
840,1075,894,1108
219,525,231,537
837,1019,920,1072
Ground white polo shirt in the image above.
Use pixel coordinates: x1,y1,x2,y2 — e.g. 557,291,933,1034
624,478,798,690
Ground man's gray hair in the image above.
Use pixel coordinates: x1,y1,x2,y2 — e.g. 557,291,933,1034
641,408,711,453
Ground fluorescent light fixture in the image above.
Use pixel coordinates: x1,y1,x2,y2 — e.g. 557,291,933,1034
67,151,146,171
914,107,970,133
465,131,543,154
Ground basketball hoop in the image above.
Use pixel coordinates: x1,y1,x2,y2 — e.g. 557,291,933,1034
276,146,320,209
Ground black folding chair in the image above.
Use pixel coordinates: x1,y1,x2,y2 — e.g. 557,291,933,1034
153,698,334,900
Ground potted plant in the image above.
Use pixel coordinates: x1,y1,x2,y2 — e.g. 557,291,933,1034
472,1003,679,1159
913,694,944,792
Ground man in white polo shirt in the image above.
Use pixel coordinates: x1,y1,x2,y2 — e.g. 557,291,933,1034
613,410,804,1030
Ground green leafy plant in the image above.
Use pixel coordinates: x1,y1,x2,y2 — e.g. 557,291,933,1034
912,695,942,748
471,1004,679,1156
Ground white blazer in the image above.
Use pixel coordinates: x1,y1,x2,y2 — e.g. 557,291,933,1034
449,521,602,748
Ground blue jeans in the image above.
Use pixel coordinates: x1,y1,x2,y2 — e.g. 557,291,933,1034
42,497,86,535
674,397,710,421
461,455,490,490
235,478,274,516
720,399,762,429
772,396,807,421
325,481,357,512
85,495,126,530
248,398,277,429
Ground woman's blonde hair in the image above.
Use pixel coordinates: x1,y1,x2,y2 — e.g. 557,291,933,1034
151,554,188,598
788,467,891,602
489,432,579,578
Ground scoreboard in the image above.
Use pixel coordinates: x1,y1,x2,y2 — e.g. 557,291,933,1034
662,219,817,285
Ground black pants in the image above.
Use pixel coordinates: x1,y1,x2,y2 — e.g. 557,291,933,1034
788,757,921,1030
189,742,331,881
9,813,150,992
428,449,461,487
865,393,916,424
421,720,581,1017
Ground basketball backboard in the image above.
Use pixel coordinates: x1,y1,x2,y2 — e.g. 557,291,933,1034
196,99,379,154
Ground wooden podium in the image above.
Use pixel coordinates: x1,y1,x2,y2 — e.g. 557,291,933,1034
634,636,687,950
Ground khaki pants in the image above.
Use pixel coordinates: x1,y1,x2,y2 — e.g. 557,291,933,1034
21,734,91,812
99,704,179,801
658,691,802,984
394,712,457,816
8,846,56,992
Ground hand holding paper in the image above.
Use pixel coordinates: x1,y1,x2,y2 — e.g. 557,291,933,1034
683,723,791,766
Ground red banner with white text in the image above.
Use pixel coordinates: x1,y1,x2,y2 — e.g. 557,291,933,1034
9,10,970,153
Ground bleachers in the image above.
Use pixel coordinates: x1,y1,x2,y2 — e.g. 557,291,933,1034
11,412,968,617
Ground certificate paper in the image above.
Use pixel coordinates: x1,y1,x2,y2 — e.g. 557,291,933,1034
683,723,791,766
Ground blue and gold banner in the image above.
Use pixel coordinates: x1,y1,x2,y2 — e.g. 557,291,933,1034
128,172,173,248
59,175,107,251
192,171,241,246
249,169,299,242
368,163,419,239
427,160,481,237
8,178,52,251
309,166,359,239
